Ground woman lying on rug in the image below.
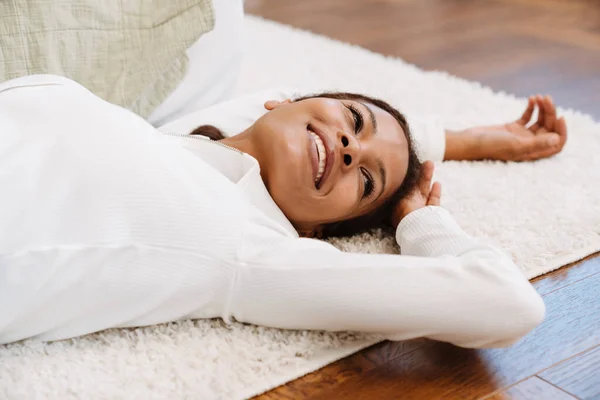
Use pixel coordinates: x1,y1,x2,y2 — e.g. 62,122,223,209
0,75,567,347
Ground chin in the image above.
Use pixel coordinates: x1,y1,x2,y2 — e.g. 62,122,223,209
267,177,311,220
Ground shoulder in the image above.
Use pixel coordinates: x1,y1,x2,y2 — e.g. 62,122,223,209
0,75,88,95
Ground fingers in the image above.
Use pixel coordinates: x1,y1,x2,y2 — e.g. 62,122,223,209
419,161,434,195
556,115,568,148
514,126,567,161
522,133,559,153
427,182,442,206
392,161,439,225
516,137,560,160
516,97,535,126
527,94,558,133
515,92,568,160
543,95,557,131
528,95,546,132
421,161,442,206
525,116,568,160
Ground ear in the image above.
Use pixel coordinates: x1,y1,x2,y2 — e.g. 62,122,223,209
297,225,324,239
264,99,292,111
313,226,324,239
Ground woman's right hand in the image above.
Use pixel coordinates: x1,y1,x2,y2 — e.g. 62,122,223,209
392,161,442,227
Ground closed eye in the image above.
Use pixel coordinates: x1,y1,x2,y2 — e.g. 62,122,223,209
361,167,375,199
346,104,364,134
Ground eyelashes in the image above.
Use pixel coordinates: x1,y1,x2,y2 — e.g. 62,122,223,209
346,104,364,134
361,168,375,199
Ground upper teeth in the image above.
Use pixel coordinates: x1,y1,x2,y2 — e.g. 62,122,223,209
309,130,327,183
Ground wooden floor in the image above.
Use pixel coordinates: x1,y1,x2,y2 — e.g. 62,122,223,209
245,1,600,399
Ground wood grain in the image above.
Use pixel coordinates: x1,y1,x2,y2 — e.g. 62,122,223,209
246,0,600,399
485,377,577,400
539,345,600,400
245,0,600,120
531,253,600,296
257,340,426,400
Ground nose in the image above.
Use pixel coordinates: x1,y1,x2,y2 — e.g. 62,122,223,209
337,130,361,170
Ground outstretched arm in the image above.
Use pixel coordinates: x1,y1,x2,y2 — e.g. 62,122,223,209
444,95,568,161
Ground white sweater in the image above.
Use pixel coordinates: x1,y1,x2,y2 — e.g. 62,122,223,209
0,75,545,347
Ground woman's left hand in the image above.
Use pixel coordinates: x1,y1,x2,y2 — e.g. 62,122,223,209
445,95,568,161
392,161,441,227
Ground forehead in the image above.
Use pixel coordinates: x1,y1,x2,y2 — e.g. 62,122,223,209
365,102,406,143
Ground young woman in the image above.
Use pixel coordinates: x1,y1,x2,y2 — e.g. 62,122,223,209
0,75,567,347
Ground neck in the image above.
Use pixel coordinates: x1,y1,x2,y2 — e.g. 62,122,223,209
220,127,270,184
220,126,269,202
219,126,302,234
220,127,259,159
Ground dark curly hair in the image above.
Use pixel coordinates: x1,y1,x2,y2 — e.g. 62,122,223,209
190,92,422,238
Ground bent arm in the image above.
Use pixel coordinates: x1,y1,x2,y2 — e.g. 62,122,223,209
229,207,544,349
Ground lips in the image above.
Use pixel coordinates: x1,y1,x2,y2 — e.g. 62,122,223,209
307,133,320,185
308,131,326,183
307,125,334,189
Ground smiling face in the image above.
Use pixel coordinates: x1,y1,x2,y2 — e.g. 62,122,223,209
240,95,411,236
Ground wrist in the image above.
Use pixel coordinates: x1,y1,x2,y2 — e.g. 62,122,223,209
392,204,426,228
391,207,407,228
444,129,480,161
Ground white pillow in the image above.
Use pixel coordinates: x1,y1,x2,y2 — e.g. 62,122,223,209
157,87,298,138
147,0,246,126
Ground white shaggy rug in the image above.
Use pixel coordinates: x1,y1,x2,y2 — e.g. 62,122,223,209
2,16,600,400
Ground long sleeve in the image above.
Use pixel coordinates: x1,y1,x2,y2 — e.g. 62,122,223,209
0,75,242,344
229,207,545,349
405,113,446,162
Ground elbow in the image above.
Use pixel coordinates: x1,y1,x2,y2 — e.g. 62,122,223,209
480,285,546,349
519,287,546,331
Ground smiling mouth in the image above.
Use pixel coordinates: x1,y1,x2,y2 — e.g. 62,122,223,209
308,129,327,187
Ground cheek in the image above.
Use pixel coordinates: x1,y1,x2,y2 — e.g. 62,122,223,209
322,176,359,217
271,174,359,223
265,168,313,219
316,100,345,122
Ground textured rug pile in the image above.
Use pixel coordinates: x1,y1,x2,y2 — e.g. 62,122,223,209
1,16,599,400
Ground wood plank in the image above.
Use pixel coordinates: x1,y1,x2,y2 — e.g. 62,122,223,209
254,339,427,399
510,26,600,52
539,345,600,400
312,341,503,400
485,377,577,400
531,253,600,296
246,0,600,120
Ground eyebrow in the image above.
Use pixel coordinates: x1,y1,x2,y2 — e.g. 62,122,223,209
358,101,378,136
375,158,386,202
